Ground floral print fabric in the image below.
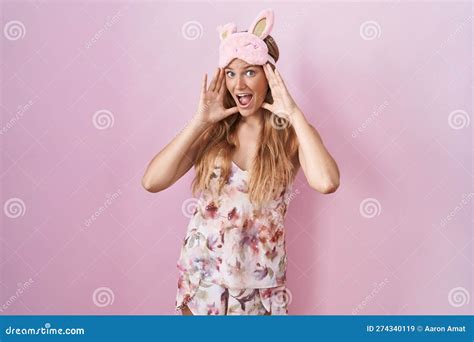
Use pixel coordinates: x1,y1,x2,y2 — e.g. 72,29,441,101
184,278,289,315
175,160,293,314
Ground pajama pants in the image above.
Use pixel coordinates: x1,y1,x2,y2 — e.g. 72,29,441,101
177,279,289,315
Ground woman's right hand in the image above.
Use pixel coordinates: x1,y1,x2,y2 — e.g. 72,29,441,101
194,68,239,124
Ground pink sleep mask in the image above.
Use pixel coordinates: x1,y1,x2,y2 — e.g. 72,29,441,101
217,9,276,68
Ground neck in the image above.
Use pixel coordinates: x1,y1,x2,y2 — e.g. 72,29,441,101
239,108,264,131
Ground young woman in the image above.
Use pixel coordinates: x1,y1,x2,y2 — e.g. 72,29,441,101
141,9,340,315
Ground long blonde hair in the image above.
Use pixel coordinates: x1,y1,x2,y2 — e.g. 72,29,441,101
191,34,299,207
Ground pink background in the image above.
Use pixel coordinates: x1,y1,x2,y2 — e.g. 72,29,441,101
1,1,472,315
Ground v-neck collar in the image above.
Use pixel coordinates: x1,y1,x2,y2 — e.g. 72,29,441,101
231,160,249,173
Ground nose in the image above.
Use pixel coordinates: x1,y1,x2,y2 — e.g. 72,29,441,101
235,76,247,90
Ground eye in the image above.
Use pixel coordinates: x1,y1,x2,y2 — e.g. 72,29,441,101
246,70,256,76
225,70,234,77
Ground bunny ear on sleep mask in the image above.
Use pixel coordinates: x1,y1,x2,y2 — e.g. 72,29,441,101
217,8,276,68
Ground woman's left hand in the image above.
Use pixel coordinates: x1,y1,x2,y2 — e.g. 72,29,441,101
261,63,299,121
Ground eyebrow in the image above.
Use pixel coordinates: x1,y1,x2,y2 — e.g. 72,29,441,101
224,66,256,70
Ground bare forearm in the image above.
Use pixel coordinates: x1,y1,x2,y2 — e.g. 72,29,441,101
292,109,340,192
141,116,210,192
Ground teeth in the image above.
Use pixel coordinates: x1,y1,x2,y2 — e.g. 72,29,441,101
237,94,251,97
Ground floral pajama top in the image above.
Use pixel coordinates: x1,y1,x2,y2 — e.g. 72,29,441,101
175,160,293,311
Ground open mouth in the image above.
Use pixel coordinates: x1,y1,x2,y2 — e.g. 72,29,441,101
236,93,253,108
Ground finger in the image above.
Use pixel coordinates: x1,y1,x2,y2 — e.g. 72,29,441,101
214,68,222,93
209,68,220,92
216,68,224,93
262,64,272,88
224,106,239,116
263,64,278,89
268,64,281,88
264,63,276,82
274,68,287,89
201,73,208,94
261,102,273,112
211,67,221,92
273,69,294,103
218,75,227,97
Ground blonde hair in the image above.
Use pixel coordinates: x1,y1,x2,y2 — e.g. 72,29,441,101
191,34,299,207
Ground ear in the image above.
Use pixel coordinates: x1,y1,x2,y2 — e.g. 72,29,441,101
248,8,274,39
217,22,237,41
